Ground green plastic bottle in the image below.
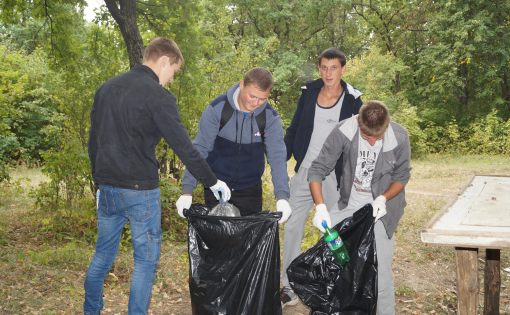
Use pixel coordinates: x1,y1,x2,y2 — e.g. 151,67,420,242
322,221,350,266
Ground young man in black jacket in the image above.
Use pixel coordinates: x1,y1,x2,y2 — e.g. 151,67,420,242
280,48,362,306
85,37,230,315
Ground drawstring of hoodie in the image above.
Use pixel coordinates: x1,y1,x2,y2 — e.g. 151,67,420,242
250,113,255,153
235,110,239,143
250,113,254,143
239,112,247,151
232,111,246,186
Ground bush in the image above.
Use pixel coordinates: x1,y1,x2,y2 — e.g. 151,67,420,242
392,103,427,158
0,45,62,165
422,120,463,154
35,139,91,213
465,110,510,154
159,176,189,240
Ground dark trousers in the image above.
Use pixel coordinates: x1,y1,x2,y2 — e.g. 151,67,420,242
204,183,262,216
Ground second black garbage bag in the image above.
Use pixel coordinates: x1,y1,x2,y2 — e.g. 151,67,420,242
186,204,282,315
287,204,377,315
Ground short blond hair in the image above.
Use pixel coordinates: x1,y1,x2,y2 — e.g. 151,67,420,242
358,100,390,137
143,37,183,65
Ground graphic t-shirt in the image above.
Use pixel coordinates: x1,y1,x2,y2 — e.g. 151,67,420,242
346,134,383,211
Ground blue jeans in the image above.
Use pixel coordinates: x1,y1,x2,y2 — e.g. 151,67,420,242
84,185,162,315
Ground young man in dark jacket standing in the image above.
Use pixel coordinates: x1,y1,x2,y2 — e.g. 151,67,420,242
280,48,362,305
175,68,292,224
85,37,230,315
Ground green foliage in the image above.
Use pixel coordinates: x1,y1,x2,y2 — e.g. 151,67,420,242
393,105,427,157
35,139,91,213
345,48,408,107
0,44,65,181
465,110,510,154
1,0,510,242
420,112,510,155
159,177,188,240
346,49,428,156
422,120,463,154
413,0,510,123
0,45,59,160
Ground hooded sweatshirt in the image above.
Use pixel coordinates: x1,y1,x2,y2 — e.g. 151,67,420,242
181,83,290,200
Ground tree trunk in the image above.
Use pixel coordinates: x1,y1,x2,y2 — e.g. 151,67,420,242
394,71,401,93
104,0,143,68
501,72,510,115
458,63,469,118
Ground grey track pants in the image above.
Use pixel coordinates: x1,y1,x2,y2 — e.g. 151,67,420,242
281,167,339,287
330,207,396,315
281,167,396,315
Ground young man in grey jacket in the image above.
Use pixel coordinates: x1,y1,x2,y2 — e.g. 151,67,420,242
308,100,411,315
175,68,291,223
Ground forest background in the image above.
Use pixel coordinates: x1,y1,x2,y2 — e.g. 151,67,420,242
0,0,510,313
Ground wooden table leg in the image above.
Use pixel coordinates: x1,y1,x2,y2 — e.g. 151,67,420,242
484,249,500,315
456,247,479,315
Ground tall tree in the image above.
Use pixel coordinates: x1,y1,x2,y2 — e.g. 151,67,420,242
104,0,143,67
414,0,510,123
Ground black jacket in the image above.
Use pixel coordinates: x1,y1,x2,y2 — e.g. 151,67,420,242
284,79,363,186
88,65,217,190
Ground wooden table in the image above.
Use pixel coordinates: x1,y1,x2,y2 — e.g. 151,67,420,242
421,175,510,315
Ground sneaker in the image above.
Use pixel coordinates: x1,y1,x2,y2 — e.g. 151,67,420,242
280,286,298,307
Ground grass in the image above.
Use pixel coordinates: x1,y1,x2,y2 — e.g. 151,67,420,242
1,155,510,314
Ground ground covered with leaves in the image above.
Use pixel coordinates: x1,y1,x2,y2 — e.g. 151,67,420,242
1,155,510,314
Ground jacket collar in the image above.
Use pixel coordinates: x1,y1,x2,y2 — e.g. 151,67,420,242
134,64,159,83
339,115,397,152
302,78,362,99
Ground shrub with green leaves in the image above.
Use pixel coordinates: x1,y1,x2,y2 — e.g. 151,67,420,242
465,110,510,154
0,45,63,165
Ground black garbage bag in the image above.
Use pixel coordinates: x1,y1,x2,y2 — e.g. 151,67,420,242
185,204,282,315
287,204,377,314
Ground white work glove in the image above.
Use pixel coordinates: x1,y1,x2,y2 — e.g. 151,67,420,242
176,195,192,218
312,203,331,233
371,195,387,221
96,189,100,209
209,180,231,202
276,199,292,224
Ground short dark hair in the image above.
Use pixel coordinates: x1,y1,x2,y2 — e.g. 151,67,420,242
243,67,273,91
358,100,391,137
318,48,347,66
143,37,184,65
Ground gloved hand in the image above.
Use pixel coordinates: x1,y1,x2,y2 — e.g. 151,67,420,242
96,189,100,209
312,203,331,233
276,199,292,224
371,195,387,221
209,180,231,202
176,195,192,218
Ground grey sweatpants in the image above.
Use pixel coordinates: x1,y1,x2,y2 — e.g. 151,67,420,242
330,207,396,315
282,167,396,315
281,167,339,287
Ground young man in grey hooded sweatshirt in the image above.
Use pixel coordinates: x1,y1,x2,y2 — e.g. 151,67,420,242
176,68,292,224
309,100,411,314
